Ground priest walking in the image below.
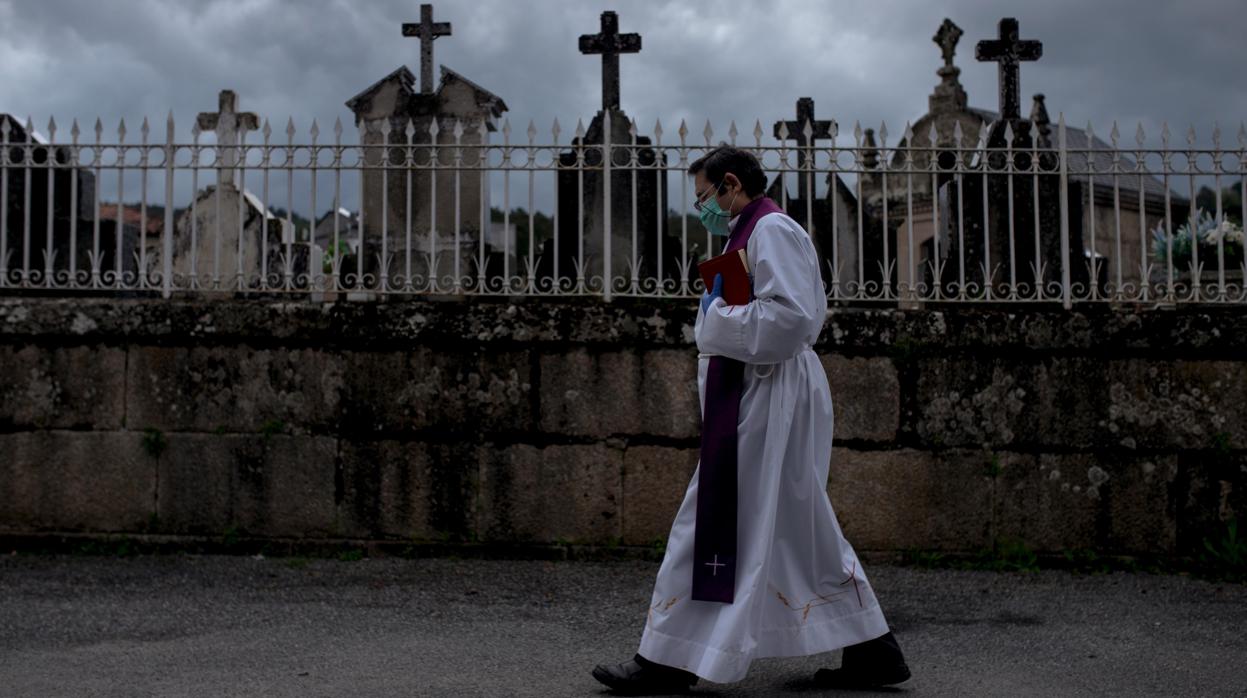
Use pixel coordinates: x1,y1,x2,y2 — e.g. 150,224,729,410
593,146,911,693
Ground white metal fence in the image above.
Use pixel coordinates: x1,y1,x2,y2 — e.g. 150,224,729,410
1,111,1244,307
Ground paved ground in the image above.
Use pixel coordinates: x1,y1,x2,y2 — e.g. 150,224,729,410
0,553,1244,697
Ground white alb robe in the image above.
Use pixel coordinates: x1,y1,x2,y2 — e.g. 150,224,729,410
637,210,890,684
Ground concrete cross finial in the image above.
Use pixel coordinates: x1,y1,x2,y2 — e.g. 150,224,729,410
975,18,1043,122
402,3,452,94
934,18,963,70
578,11,641,113
196,90,260,185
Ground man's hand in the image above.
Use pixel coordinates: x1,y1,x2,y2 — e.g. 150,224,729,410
700,273,723,313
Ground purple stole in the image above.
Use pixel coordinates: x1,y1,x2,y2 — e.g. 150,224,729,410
692,196,784,604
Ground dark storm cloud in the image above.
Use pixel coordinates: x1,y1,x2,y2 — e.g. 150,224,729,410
3,0,1244,143
0,0,1242,213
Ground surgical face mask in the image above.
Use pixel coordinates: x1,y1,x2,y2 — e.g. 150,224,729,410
696,180,739,237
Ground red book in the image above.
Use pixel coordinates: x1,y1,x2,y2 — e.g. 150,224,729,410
698,249,751,305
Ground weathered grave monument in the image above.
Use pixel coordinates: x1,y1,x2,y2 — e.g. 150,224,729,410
930,16,1084,300
0,115,101,288
766,98,858,293
345,3,508,292
167,90,296,293
857,18,1179,305
543,11,671,292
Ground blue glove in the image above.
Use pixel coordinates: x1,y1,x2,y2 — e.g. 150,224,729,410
700,273,723,314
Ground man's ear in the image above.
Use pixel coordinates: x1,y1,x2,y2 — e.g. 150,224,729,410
722,172,741,193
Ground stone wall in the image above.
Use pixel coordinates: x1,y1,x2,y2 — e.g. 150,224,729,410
1,297,1244,558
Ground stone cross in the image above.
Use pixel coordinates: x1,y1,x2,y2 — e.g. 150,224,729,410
402,3,452,94
934,18,962,70
578,11,641,113
773,97,835,201
196,90,260,185
774,97,835,151
975,17,1042,122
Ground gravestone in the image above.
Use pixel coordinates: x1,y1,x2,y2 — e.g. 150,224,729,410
871,18,1178,303
0,114,102,288
171,183,296,292
859,19,998,302
544,11,671,292
312,207,360,254
166,91,300,293
764,98,856,293
346,3,507,291
931,18,1089,300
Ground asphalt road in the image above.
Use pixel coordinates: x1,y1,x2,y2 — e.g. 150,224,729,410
0,554,1244,697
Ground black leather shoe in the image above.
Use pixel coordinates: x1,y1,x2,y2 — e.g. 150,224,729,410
592,654,698,695
814,631,911,688
813,663,911,689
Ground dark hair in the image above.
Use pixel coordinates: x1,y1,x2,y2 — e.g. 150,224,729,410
687,146,768,197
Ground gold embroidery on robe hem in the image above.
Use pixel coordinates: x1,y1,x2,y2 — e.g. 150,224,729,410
646,596,681,625
770,562,866,623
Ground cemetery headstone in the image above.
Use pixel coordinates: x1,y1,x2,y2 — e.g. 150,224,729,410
545,11,671,291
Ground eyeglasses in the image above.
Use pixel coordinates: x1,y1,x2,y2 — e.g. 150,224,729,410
693,180,726,212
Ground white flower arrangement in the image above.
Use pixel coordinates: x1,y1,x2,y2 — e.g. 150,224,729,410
1151,209,1245,267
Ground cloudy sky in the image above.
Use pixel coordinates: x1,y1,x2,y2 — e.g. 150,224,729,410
1,0,1243,213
